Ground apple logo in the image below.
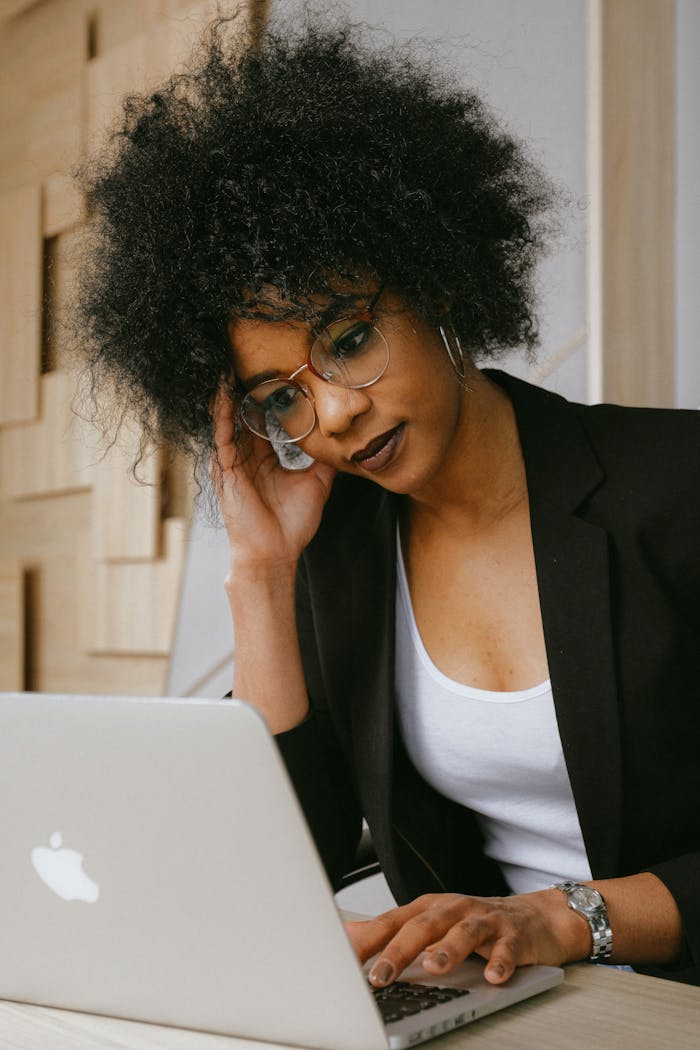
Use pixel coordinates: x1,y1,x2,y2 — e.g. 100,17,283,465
31,832,100,903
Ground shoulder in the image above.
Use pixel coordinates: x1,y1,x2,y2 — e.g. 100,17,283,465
489,367,699,446
573,402,700,513
487,369,700,597
576,400,700,465
574,403,700,529
488,369,700,504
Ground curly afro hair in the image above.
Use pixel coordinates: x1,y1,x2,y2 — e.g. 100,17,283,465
74,6,558,459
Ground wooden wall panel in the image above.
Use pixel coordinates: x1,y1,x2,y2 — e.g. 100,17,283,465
0,490,92,562
0,30,30,193
16,0,85,182
0,560,23,690
0,1,37,23
85,517,187,655
30,540,171,695
90,0,163,55
85,30,149,156
0,0,242,696
159,2,249,71
43,174,86,238
43,228,83,373
85,1,232,155
0,184,42,424
0,371,95,498
589,0,676,407
0,492,167,695
91,418,161,561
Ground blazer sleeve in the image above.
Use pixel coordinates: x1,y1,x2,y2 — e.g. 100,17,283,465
635,417,700,984
579,402,700,984
274,558,363,891
640,853,700,984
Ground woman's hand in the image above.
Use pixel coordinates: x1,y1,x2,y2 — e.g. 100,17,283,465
211,384,336,572
345,890,589,986
211,384,336,732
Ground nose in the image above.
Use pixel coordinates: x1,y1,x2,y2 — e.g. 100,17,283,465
310,380,372,438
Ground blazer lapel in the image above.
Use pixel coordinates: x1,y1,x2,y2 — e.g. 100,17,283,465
497,371,623,879
347,489,404,884
347,493,476,901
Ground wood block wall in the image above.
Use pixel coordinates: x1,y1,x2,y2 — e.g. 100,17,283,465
0,0,245,694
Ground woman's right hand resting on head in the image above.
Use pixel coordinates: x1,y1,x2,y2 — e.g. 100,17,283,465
212,386,336,571
211,386,336,733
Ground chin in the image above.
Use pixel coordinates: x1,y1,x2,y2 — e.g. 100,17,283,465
365,463,433,497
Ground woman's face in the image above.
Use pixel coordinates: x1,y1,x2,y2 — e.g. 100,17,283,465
228,290,471,497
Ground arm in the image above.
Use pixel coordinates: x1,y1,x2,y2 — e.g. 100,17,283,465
227,561,308,734
346,870,685,988
642,851,700,981
212,385,334,733
213,388,362,880
228,553,362,881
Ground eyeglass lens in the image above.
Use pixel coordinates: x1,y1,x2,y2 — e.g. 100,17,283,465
310,315,388,387
241,379,316,444
241,315,388,443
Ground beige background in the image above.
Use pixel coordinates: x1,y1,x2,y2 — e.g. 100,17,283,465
0,0,253,696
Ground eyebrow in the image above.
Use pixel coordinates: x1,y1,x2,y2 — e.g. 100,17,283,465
239,368,285,392
317,284,383,322
236,285,384,392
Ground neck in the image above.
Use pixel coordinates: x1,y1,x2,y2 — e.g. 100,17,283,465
406,367,527,534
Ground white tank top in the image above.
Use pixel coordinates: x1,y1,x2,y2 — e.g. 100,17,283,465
395,537,592,894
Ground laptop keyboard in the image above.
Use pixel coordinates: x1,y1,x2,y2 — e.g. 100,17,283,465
371,981,470,1024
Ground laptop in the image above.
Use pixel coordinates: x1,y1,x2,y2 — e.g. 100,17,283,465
0,692,563,1049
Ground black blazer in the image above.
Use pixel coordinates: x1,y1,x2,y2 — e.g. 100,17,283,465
276,370,700,983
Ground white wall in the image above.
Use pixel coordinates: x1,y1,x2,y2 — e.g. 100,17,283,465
167,493,234,699
276,0,590,403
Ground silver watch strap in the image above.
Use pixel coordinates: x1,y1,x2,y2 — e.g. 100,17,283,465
552,881,613,962
588,914,614,961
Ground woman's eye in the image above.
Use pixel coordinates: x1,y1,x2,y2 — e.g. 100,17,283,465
265,386,299,415
332,321,372,359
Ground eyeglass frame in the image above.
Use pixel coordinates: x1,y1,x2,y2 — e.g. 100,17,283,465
238,283,388,444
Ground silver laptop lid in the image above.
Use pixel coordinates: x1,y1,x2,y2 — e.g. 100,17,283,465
0,693,388,1050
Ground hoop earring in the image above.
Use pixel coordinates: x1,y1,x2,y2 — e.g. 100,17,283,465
438,322,466,381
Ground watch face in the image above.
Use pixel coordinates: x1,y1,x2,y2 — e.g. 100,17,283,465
569,886,602,914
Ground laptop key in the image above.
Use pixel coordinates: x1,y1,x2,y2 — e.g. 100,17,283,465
371,981,470,1023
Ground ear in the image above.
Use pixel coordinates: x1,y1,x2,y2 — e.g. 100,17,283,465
437,282,457,316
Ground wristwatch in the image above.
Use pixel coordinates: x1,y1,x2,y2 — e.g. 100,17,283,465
551,881,613,962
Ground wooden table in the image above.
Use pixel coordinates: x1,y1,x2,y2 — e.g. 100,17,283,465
1,965,699,1050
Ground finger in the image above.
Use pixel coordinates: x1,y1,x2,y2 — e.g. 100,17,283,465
363,907,460,986
422,918,518,984
344,910,409,964
210,384,241,484
483,936,519,984
211,382,237,453
308,460,337,499
344,897,434,964
210,389,276,495
421,913,493,973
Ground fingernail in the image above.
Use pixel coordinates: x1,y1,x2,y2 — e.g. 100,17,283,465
369,960,395,986
487,962,505,980
426,950,450,970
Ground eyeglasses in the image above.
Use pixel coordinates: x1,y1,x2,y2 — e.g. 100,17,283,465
239,286,389,444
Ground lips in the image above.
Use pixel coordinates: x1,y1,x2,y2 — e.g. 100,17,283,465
351,423,405,472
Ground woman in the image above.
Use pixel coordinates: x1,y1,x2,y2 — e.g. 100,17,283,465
76,14,699,985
